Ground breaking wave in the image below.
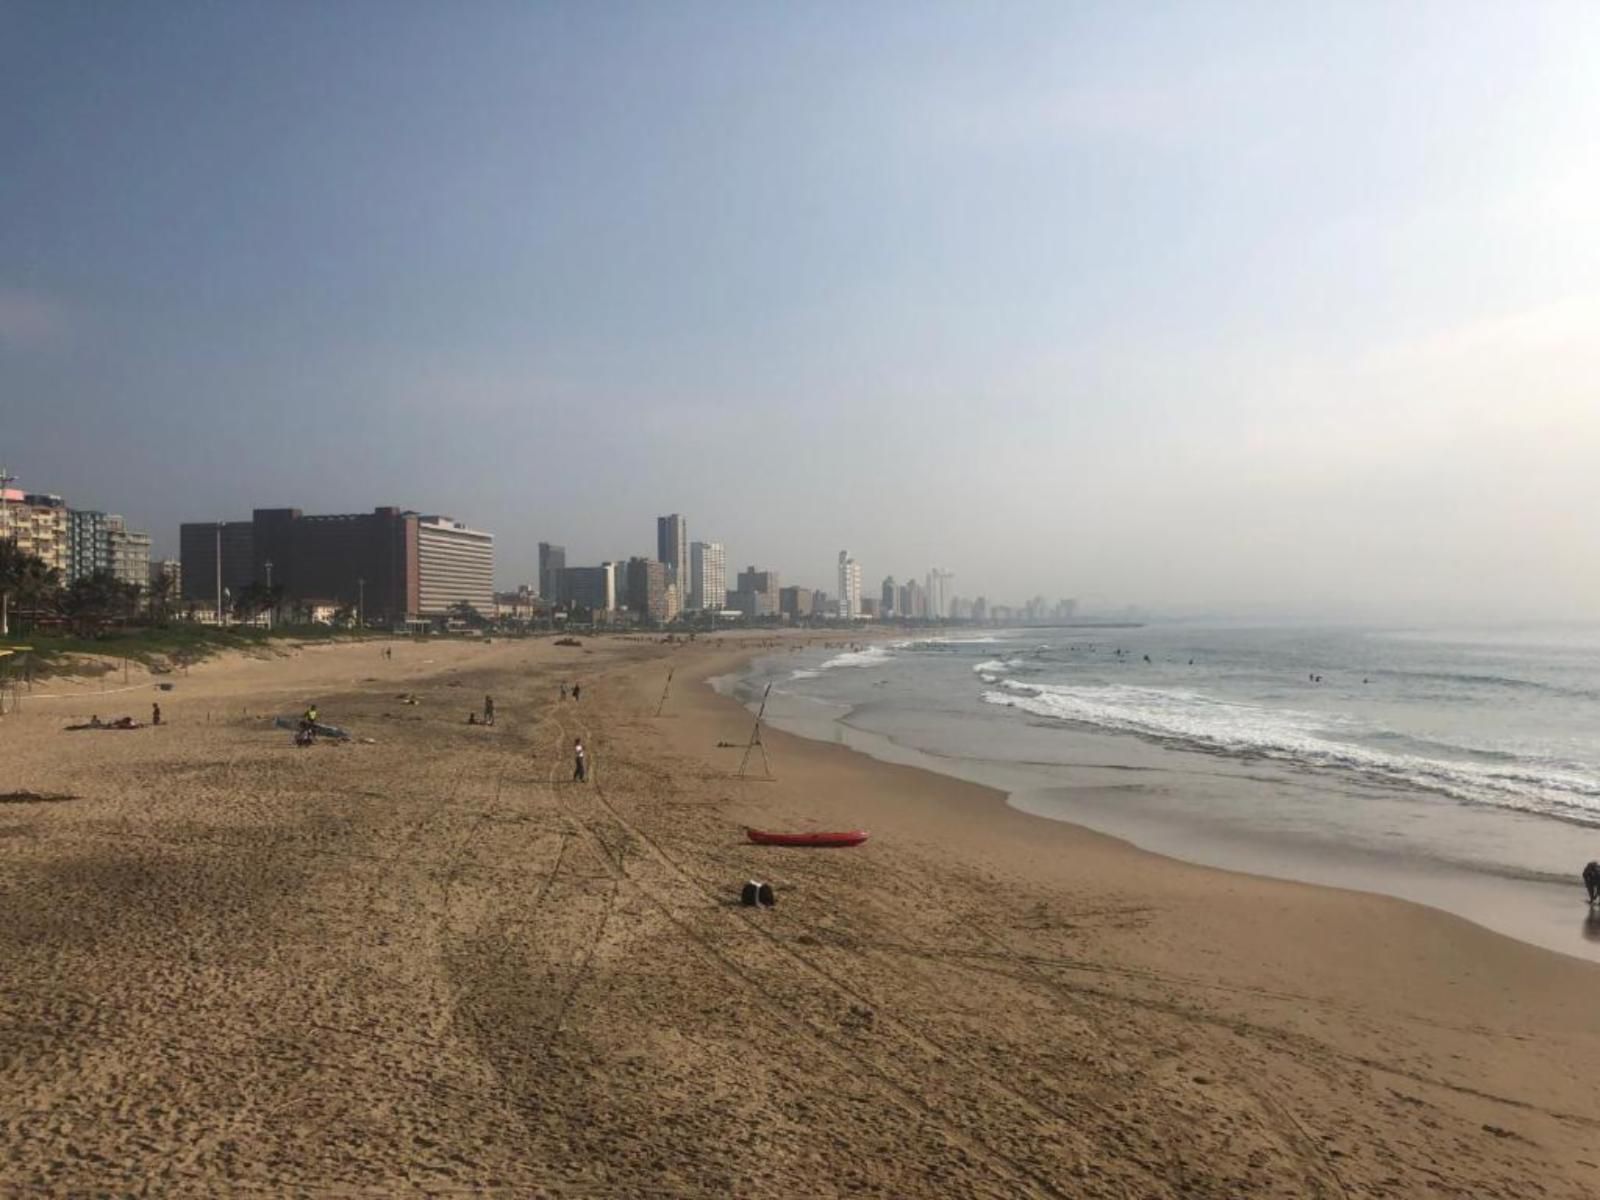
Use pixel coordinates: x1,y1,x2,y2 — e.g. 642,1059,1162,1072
984,680,1600,826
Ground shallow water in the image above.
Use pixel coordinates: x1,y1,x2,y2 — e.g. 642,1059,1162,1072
722,624,1600,963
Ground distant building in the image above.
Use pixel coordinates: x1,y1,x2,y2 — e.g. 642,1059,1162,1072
778,585,813,619
416,516,494,618
860,597,877,618
656,515,688,611
558,563,616,612
494,586,536,621
735,566,779,617
68,510,111,580
105,515,151,591
149,557,181,594
247,506,417,622
181,506,493,624
926,569,953,620
623,557,668,622
179,520,257,616
538,542,566,603
880,576,896,617
688,540,725,612
837,551,861,619
1,491,69,573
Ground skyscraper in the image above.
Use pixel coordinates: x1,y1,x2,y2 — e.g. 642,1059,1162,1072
538,542,566,603
837,551,862,619
881,576,896,617
656,515,688,611
689,540,725,611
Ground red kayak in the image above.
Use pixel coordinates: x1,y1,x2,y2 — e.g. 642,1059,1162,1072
747,828,869,848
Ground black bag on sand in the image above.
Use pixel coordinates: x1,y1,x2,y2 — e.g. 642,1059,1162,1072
741,880,761,907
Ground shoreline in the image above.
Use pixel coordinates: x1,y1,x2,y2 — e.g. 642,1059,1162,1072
2,632,1597,1196
720,645,1600,964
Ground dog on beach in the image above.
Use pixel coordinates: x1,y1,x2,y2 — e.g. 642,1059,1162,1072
1585,861,1600,905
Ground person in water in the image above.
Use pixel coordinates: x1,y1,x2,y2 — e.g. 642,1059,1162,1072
573,738,587,782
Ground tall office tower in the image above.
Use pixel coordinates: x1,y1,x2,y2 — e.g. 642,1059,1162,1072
538,542,566,603
925,568,954,620
689,540,725,611
656,514,687,584
880,576,896,616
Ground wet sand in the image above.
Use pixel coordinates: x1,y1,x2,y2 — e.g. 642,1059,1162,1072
1,633,1597,1196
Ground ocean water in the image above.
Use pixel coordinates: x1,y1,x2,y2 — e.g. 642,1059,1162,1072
725,625,1600,961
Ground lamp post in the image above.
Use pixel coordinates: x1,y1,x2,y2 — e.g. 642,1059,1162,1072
357,577,365,630
264,559,273,629
215,523,224,625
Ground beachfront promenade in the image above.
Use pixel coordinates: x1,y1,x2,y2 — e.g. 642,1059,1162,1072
2,634,1596,1196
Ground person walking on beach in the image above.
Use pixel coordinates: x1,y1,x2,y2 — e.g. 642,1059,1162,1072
572,682,581,702
483,694,495,726
573,737,587,782
560,683,567,700
151,702,161,726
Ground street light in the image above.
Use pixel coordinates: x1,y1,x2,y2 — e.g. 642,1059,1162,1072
264,560,273,630
357,577,365,630
215,522,224,625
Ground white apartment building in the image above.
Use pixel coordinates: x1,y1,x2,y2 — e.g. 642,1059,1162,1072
416,516,494,617
837,550,862,619
689,540,725,611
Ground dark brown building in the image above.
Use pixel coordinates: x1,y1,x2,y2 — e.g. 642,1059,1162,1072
181,507,419,623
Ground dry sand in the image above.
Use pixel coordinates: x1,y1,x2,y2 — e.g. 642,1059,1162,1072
1,633,1597,1197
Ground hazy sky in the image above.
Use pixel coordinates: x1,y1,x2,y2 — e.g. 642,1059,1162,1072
4,2,1597,620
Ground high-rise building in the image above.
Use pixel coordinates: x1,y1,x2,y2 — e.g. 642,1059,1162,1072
837,551,862,619
538,542,566,603
778,585,814,619
689,540,725,611
656,515,688,611
416,516,494,618
735,566,779,616
1,490,69,573
926,569,954,620
561,563,617,612
182,506,493,624
623,557,669,622
880,576,896,617
67,510,111,580
179,520,258,617
105,515,151,591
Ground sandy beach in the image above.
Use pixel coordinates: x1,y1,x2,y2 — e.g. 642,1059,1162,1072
2,633,1597,1197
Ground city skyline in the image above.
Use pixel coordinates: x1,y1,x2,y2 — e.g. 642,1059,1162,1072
5,6,1597,621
